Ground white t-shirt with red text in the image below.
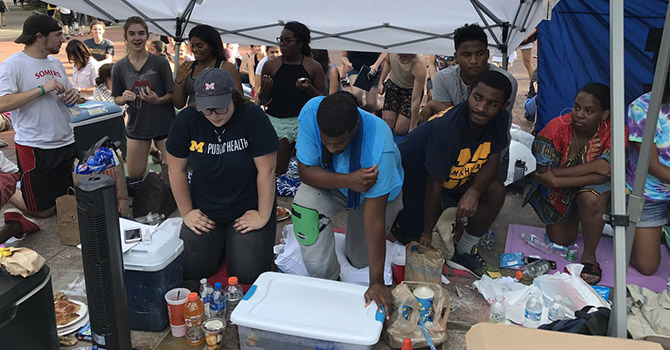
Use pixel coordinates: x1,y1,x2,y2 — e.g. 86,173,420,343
0,51,75,149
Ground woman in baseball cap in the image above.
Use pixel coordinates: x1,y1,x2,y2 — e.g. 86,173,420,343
166,68,279,285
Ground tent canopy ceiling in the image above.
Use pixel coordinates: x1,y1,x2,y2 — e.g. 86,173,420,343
49,0,551,55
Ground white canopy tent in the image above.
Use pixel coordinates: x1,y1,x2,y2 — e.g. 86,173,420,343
47,0,550,59
47,0,661,340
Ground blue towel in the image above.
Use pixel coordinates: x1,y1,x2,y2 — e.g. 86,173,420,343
346,114,364,210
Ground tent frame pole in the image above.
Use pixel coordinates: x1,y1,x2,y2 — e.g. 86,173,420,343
608,0,627,338
609,0,670,338
172,0,199,78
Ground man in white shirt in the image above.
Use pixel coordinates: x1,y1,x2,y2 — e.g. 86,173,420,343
0,14,79,218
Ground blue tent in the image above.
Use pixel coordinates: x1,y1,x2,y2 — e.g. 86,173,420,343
537,0,669,132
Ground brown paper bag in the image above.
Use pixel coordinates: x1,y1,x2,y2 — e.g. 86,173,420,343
405,241,444,284
72,149,130,217
55,188,79,246
0,247,46,277
384,281,450,348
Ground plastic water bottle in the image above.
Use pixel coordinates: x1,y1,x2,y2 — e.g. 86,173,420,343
548,296,564,322
489,295,506,324
515,259,551,280
524,291,543,328
511,159,526,195
520,232,554,254
224,276,244,323
209,282,226,319
65,101,82,117
479,229,495,251
199,279,213,318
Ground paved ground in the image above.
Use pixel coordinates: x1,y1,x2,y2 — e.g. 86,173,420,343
0,4,544,350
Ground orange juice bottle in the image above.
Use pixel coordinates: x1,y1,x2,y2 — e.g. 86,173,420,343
183,292,205,345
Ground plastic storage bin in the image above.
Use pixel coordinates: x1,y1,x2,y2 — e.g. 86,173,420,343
0,265,59,350
232,272,384,350
71,101,126,159
123,218,184,331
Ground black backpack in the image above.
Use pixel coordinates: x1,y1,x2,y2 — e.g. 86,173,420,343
539,306,610,335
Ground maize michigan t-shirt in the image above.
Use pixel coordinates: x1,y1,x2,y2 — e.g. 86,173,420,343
166,103,279,224
0,51,74,148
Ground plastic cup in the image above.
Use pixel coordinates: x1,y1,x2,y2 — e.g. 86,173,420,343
165,287,190,337
392,263,405,285
413,286,434,323
202,318,226,349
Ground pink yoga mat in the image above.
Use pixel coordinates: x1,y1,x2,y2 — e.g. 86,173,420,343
505,224,670,292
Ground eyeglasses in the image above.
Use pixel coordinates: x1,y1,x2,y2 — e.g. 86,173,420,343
202,108,228,116
276,36,299,45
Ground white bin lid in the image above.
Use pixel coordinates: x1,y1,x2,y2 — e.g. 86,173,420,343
231,272,384,346
123,218,184,272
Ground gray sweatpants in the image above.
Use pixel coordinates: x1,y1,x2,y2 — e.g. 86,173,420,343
292,183,403,280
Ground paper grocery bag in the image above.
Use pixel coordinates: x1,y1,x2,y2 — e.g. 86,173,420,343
405,241,444,284
72,149,130,217
0,247,46,277
55,188,79,246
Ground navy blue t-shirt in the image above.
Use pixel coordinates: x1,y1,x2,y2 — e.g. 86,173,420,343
399,101,508,204
166,103,279,223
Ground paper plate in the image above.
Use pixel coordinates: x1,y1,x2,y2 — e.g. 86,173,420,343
56,300,88,329
277,206,291,222
57,313,89,337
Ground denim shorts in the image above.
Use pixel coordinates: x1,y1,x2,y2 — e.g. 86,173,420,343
635,198,669,228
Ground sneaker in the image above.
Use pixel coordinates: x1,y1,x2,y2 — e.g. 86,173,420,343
447,246,492,278
3,209,40,243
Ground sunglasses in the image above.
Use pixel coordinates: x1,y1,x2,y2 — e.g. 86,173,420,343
202,107,228,116
276,36,299,45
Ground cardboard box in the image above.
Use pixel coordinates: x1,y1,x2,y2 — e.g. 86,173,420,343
466,323,662,350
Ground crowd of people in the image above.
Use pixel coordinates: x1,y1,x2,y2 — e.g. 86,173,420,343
0,6,668,314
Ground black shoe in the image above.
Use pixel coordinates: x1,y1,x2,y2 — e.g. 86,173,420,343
447,246,491,278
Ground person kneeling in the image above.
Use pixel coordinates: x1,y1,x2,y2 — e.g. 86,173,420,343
393,70,511,279
293,92,404,315
166,69,278,286
524,83,615,285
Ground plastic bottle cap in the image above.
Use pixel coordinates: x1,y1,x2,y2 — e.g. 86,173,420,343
188,292,198,302
200,278,207,284
214,282,222,290
401,338,412,350
411,245,418,251
228,276,238,285
515,270,524,280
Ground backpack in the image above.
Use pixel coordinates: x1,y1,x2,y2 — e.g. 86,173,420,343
538,306,610,335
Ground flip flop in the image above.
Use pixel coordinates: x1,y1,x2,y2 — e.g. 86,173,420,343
580,261,602,285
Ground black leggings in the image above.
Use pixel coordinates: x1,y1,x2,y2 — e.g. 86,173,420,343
180,211,276,285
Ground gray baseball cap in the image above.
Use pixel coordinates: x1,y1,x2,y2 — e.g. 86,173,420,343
194,68,234,112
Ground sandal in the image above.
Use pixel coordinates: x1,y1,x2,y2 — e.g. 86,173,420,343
580,262,602,285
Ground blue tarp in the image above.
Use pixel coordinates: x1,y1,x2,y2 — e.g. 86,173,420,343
537,0,668,132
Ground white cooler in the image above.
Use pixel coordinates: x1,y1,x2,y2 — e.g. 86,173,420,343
231,272,384,350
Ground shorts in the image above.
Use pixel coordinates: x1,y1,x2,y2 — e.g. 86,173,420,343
631,197,669,228
267,114,298,143
519,42,533,50
382,80,412,117
348,68,381,87
126,134,168,142
15,143,77,212
61,13,74,26
0,173,19,208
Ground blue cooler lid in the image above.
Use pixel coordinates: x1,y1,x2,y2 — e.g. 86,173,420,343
70,101,123,124
123,218,184,272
